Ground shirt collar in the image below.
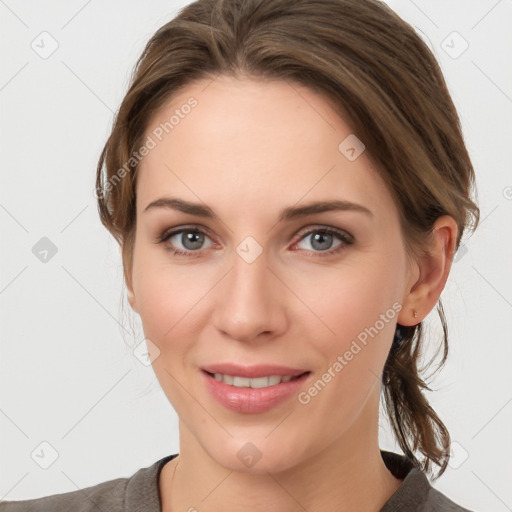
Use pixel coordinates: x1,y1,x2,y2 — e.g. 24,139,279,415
123,450,430,512
380,450,432,511
124,453,177,512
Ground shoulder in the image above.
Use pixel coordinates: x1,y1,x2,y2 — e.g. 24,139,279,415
424,485,475,511
380,450,476,511
0,476,128,512
0,454,176,512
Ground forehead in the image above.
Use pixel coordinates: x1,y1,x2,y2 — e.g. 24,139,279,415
136,75,393,220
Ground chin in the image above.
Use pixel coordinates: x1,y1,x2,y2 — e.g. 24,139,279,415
203,436,305,475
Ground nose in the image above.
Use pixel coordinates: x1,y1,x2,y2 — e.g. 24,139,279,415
211,245,288,344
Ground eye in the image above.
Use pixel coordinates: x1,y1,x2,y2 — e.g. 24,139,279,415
292,226,353,256
156,226,214,256
156,225,354,258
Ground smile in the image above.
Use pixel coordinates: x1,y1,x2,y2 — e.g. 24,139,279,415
208,372,303,388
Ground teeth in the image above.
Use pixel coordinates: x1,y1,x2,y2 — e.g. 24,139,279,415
212,373,299,388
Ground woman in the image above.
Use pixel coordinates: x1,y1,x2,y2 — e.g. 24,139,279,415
1,0,480,510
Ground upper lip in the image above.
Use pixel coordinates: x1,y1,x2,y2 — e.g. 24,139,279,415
201,363,309,379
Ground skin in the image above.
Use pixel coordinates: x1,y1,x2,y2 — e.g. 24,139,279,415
125,75,458,512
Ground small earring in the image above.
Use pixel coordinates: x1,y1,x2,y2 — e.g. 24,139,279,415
413,310,418,319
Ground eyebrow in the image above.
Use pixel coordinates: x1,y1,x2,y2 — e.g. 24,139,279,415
143,197,373,221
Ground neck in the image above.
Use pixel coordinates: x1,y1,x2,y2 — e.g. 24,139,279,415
160,389,402,512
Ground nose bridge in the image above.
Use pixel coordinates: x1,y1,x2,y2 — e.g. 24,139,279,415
230,239,272,313
213,237,283,341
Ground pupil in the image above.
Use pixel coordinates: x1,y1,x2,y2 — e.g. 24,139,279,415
183,231,203,250
312,232,332,251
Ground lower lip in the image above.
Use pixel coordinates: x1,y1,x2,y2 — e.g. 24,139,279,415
202,370,311,414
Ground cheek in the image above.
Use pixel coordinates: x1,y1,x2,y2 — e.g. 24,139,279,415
132,256,208,405
135,270,206,342
293,251,404,352
291,256,403,434
290,251,404,420
131,244,228,389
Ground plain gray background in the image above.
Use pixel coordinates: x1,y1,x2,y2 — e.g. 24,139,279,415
1,1,511,510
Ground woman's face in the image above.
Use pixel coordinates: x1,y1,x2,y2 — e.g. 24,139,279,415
127,75,417,472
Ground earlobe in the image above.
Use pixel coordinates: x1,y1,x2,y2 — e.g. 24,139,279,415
127,286,138,313
398,215,458,326
124,269,138,313
121,243,138,313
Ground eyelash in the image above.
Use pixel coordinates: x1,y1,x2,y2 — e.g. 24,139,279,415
156,225,354,258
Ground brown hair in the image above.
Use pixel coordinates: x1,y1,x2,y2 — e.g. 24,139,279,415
95,0,479,479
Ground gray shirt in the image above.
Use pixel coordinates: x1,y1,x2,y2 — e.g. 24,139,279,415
0,450,474,511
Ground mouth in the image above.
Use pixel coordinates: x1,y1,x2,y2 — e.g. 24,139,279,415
200,365,312,414
203,371,309,388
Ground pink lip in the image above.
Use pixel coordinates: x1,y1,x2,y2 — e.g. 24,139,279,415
201,367,311,414
201,363,308,378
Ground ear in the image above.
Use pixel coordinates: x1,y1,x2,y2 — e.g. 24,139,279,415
398,215,458,326
120,244,139,313
126,276,138,313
